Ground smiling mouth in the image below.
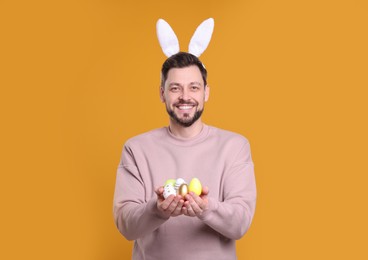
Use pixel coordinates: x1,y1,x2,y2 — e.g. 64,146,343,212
177,105,195,110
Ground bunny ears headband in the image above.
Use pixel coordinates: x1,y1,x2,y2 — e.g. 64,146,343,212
156,18,215,58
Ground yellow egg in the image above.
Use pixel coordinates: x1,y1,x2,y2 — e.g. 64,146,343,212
178,184,188,197
188,178,202,196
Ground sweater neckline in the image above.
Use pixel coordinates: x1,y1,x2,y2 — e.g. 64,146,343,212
165,124,210,146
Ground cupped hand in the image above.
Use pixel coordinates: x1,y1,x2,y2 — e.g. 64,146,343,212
155,186,184,218
182,186,209,217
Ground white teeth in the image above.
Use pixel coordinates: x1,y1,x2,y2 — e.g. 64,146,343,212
178,106,193,110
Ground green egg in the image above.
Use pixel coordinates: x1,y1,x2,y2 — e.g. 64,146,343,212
164,179,176,187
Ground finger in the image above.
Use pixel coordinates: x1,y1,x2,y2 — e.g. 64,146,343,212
181,206,188,215
201,186,209,195
172,198,184,216
183,201,189,214
185,198,198,217
185,195,202,215
186,203,197,217
191,192,209,211
166,196,182,213
160,194,175,210
155,186,164,195
190,192,203,205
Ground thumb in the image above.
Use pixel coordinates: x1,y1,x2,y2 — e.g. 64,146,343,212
202,186,209,195
155,186,164,196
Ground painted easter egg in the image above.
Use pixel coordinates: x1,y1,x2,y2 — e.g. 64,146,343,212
163,184,176,199
188,178,202,196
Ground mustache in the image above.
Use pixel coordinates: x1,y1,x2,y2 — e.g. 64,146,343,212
174,100,198,106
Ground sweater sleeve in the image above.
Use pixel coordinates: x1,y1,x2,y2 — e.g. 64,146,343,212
198,140,257,240
113,144,169,241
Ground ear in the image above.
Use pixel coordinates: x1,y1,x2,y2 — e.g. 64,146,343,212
159,86,166,103
156,19,180,57
188,18,214,57
205,85,210,102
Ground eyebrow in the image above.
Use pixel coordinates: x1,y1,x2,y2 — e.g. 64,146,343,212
189,82,202,86
168,82,203,87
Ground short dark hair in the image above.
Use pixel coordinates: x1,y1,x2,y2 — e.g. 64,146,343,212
160,52,207,88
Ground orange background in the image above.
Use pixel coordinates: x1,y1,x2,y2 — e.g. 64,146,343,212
1,0,367,259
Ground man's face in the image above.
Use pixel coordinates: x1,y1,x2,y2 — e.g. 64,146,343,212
160,65,210,127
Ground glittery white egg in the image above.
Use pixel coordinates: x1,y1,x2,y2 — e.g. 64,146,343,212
175,178,186,190
163,184,176,199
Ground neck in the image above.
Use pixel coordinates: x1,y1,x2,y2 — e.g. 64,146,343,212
169,119,204,139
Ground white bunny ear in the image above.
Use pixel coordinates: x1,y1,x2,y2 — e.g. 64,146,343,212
156,19,180,57
188,18,214,57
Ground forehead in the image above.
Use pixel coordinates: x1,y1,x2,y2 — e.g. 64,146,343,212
165,66,203,86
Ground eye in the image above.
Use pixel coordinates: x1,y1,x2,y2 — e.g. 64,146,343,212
190,86,200,91
170,87,179,92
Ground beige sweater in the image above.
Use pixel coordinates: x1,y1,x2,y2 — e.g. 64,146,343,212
113,124,257,260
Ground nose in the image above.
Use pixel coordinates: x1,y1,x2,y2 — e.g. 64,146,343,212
179,88,190,101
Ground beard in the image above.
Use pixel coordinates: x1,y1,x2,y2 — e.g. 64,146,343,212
166,102,204,127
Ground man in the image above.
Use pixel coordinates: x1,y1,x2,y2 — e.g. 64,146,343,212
113,52,257,259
